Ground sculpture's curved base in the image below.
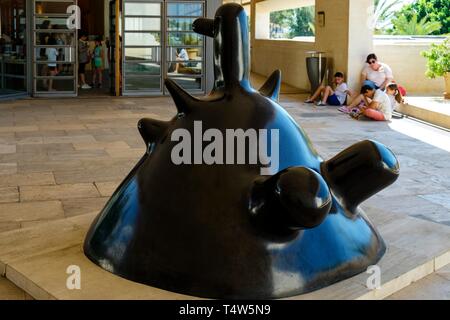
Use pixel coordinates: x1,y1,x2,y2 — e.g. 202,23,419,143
84,161,386,300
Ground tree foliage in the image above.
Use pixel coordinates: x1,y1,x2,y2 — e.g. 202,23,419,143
392,13,442,35
421,38,450,78
270,6,315,39
372,0,403,34
393,0,450,35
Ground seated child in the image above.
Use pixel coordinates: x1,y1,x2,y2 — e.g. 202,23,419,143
385,82,404,113
305,72,349,107
351,85,392,121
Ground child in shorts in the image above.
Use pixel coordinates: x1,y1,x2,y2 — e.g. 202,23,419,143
92,37,104,88
305,72,350,107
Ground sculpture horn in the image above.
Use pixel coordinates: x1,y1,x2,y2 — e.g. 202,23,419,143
193,18,215,38
259,70,282,102
321,140,400,214
137,118,170,149
250,167,332,233
165,78,197,114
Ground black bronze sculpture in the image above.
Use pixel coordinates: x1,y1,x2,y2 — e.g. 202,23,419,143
84,3,399,299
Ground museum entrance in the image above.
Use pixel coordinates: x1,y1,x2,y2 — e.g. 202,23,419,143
121,0,206,96
0,0,208,99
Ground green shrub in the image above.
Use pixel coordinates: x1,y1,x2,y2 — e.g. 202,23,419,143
421,38,450,78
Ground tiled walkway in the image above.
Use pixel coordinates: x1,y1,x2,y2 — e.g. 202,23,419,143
0,94,449,299
0,94,449,233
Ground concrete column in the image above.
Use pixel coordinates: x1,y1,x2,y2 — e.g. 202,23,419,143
315,0,373,90
347,0,374,89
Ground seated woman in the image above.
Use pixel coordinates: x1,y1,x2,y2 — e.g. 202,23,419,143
351,85,392,121
339,53,394,113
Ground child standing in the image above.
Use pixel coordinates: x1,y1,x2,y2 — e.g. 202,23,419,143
305,72,350,107
92,37,104,88
45,37,59,91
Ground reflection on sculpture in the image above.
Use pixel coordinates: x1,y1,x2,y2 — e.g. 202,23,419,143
84,3,400,299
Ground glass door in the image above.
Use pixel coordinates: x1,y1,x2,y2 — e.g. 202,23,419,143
165,0,204,93
0,0,28,98
33,0,77,96
122,0,163,95
121,0,205,96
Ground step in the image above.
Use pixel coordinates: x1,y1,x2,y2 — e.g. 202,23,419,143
0,207,449,300
399,97,450,130
0,275,27,300
387,264,450,300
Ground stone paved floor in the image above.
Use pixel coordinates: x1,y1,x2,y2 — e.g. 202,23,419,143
0,93,449,300
0,94,449,234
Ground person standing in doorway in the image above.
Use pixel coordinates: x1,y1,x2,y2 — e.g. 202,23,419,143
78,32,91,89
92,37,104,88
46,36,59,91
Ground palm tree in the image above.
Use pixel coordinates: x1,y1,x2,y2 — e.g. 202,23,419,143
372,0,403,33
391,13,442,35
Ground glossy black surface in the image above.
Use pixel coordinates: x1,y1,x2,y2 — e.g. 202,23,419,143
84,3,400,299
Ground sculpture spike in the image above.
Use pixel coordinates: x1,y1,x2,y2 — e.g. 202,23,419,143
193,18,215,38
137,118,169,147
165,78,197,114
259,70,282,102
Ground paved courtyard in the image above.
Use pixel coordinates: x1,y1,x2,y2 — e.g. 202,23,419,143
0,93,449,299
1,94,448,232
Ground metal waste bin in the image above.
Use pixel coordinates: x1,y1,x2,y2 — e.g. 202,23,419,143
306,51,327,94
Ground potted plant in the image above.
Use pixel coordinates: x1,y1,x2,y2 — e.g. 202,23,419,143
421,38,450,99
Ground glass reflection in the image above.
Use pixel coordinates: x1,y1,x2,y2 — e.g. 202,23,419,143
0,0,27,96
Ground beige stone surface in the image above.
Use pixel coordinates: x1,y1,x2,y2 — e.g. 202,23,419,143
0,187,19,204
387,263,450,300
0,172,55,188
0,207,449,300
62,197,108,218
0,201,64,226
0,94,449,299
0,276,26,300
94,182,121,197
20,183,100,202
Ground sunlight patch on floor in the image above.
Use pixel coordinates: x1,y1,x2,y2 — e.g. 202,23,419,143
388,118,450,153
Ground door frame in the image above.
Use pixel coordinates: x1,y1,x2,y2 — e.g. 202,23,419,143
31,0,78,98
121,0,206,96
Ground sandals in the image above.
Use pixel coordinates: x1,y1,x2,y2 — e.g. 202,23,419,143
338,106,351,114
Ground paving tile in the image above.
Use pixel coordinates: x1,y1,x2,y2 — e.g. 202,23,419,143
0,172,55,188
0,276,25,300
0,221,21,233
20,184,99,202
43,135,96,145
0,215,92,276
0,144,16,154
0,163,17,175
72,141,130,151
0,187,19,203
105,148,144,159
0,126,39,133
0,201,64,225
62,197,108,217
387,273,450,300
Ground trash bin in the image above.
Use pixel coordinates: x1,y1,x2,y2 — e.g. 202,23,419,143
306,51,327,95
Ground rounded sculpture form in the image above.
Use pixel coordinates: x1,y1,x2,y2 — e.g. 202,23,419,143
84,3,400,299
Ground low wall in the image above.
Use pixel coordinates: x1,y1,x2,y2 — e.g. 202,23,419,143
251,37,446,95
374,39,445,96
251,39,314,92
